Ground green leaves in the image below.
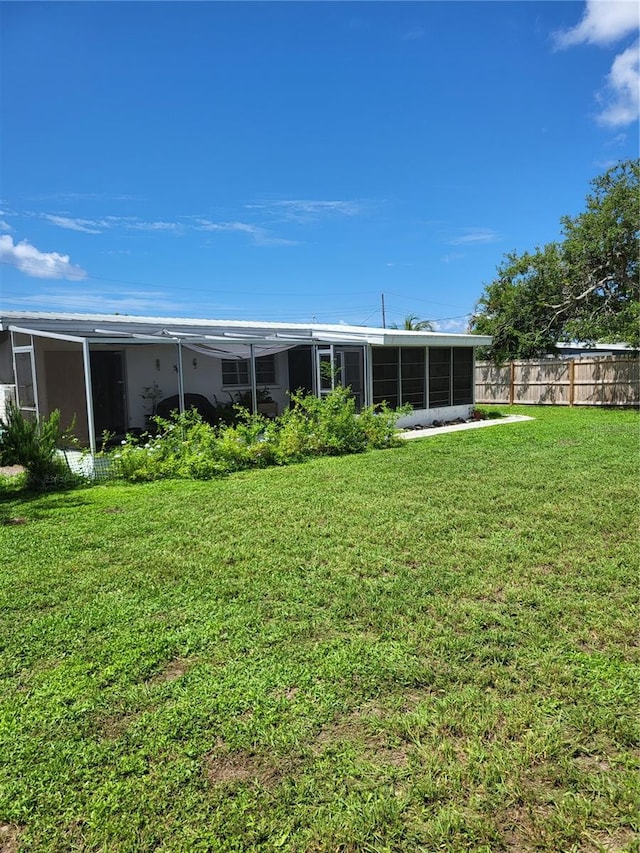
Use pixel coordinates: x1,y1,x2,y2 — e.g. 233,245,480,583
109,386,407,483
472,159,640,361
0,404,80,491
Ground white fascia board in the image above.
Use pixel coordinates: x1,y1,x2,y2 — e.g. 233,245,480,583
378,332,492,347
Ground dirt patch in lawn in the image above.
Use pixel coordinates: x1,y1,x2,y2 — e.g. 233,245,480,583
313,702,411,770
205,746,293,789
585,829,638,852
0,823,24,853
147,658,191,685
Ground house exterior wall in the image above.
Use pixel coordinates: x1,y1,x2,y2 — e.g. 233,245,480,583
0,333,14,384
115,344,291,430
0,385,15,422
1,318,487,442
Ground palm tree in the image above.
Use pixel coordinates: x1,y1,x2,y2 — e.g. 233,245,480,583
391,313,434,331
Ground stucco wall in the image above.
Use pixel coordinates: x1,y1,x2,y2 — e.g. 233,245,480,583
122,344,291,429
0,385,15,422
395,404,474,428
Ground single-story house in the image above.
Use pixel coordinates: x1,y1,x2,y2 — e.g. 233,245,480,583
0,311,491,453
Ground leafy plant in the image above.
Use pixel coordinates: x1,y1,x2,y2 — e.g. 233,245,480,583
109,387,408,482
140,381,163,417
0,403,81,491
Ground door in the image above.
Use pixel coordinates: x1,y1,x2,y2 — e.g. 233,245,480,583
44,350,89,441
90,351,127,436
287,346,314,395
315,346,345,397
340,347,364,410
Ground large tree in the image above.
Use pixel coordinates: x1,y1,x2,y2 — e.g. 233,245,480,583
471,159,639,361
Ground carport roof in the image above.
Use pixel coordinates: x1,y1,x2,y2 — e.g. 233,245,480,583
0,310,491,348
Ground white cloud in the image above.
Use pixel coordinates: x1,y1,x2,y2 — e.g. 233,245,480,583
554,1,639,128
0,220,12,232
248,199,362,222
0,235,86,280
45,214,105,234
8,289,182,314
196,219,297,246
597,39,640,125
432,318,471,333
449,228,500,246
554,0,639,48
128,220,183,232
403,27,425,41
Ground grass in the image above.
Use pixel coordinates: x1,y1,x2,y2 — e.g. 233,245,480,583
0,405,638,852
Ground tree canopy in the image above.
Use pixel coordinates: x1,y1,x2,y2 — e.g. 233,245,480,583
471,159,639,362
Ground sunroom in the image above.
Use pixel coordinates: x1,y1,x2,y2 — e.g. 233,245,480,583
0,311,491,453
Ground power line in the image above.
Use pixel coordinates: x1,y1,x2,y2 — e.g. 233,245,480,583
0,260,384,300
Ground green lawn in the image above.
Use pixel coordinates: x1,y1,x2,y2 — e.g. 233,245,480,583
1,406,638,852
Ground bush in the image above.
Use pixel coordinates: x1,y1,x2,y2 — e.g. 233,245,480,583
109,389,408,483
110,407,274,482
0,404,81,491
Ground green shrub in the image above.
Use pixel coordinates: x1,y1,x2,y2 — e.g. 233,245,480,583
269,386,409,463
0,403,80,491
111,407,274,482
109,389,408,483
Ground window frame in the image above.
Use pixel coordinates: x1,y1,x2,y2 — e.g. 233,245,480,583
221,354,277,387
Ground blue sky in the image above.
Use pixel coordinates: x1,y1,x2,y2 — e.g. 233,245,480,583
1,1,638,330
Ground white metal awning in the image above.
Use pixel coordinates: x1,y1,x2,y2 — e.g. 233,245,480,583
1,311,492,348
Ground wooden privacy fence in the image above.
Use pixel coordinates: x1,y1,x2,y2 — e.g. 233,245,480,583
475,355,639,407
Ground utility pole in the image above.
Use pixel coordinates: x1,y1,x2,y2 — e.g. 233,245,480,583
381,293,386,328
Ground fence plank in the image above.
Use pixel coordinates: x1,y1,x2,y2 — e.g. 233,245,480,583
476,356,639,407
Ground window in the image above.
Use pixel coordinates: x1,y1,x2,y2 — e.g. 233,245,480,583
255,354,276,385
372,347,399,408
372,347,425,409
221,360,249,386
428,347,474,408
14,350,36,409
400,348,425,409
221,354,276,386
428,348,451,407
371,346,475,409
453,348,474,405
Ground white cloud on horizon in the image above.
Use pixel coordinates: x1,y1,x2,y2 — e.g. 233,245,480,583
554,1,639,128
0,289,247,316
3,290,183,315
432,317,471,334
0,235,86,280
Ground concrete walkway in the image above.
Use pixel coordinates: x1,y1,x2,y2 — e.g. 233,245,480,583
399,414,534,440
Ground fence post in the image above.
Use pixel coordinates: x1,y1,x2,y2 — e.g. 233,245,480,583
569,359,575,406
509,361,515,405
